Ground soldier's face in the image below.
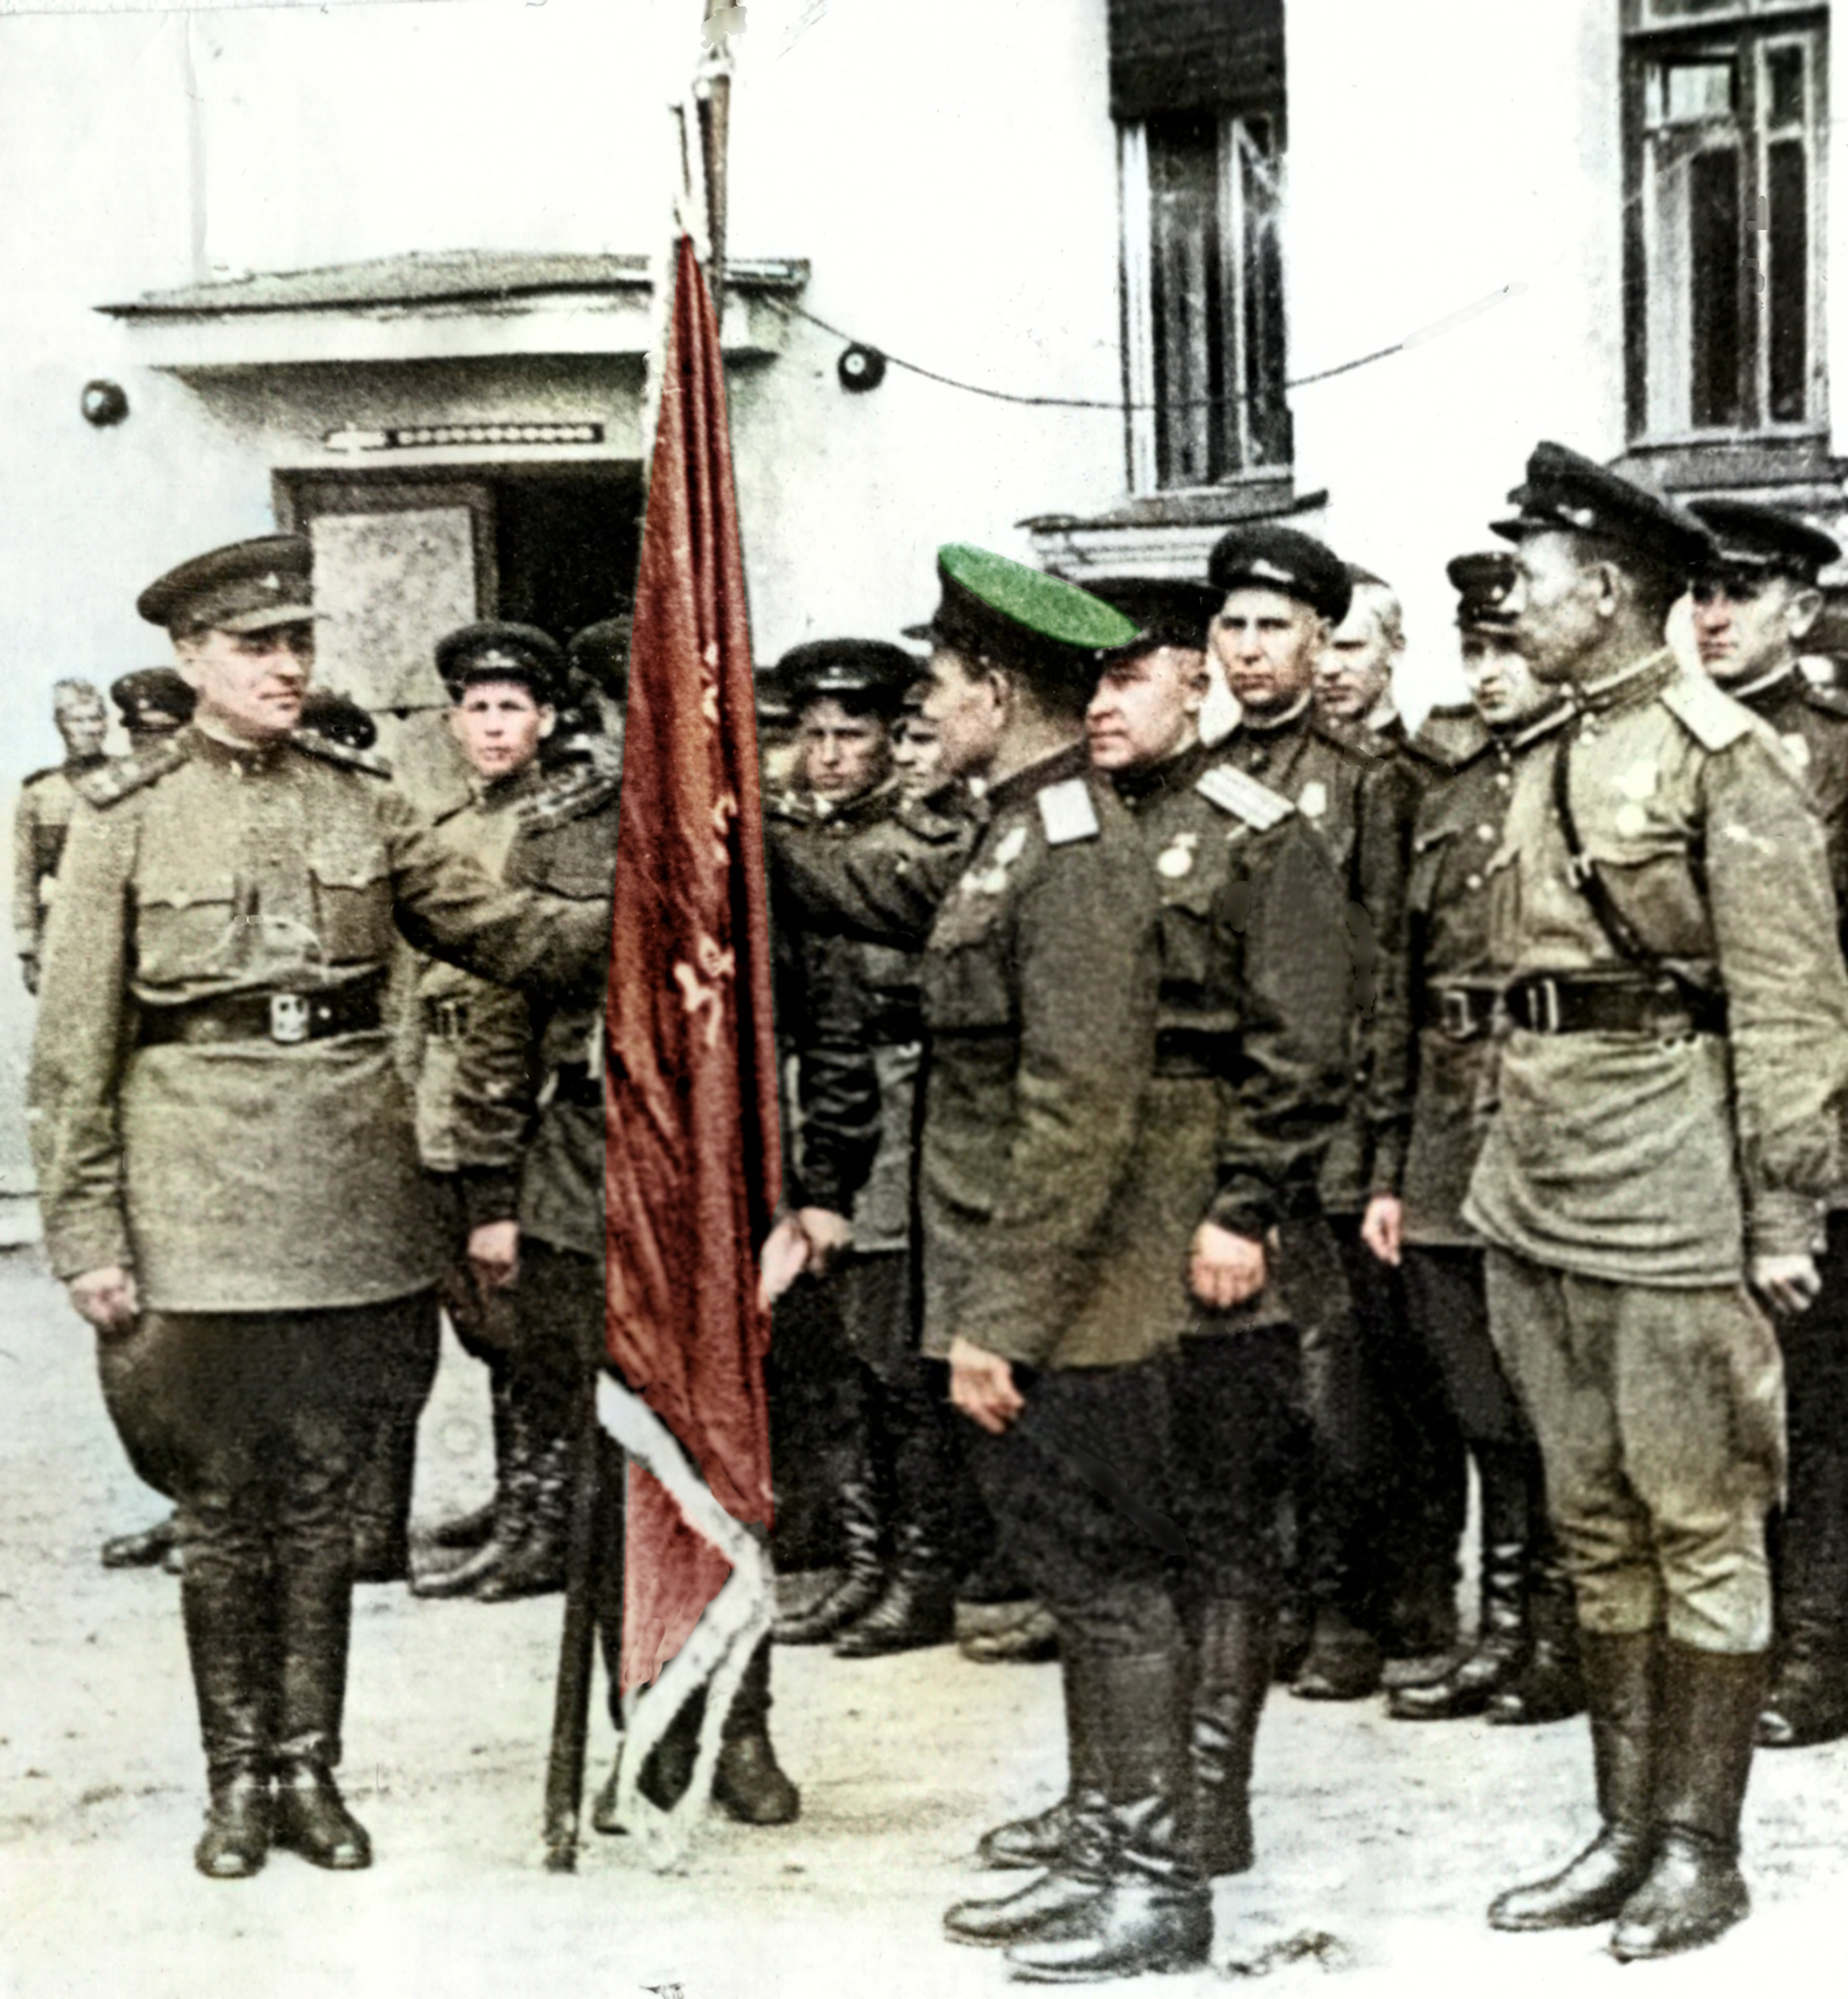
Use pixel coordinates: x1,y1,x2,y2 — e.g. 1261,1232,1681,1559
798,697,891,801
449,679,555,779
1460,631,1550,727
1502,531,1605,684
1086,646,1206,772
54,701,107,761
891,714,945,800
1315,597,1396,721
1687,573,1818,685
176,624,313,743
1209,588,1325,715
920,647,1004,779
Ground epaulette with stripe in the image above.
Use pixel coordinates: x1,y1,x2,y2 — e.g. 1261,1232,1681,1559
1195,762,1295,829
1659,672,1754,753
291,730,393,779
1803,681,1848,722
516,762,624,834
1037,775,1101,845
19,765,63,790
72,736,192,809
1405,704,1493,775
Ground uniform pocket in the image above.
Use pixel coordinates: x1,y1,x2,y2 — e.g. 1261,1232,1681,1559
921,891,1014,1032
134,866,239,983
309,834,393,966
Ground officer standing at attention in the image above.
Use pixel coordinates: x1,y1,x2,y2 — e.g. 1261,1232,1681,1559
960,574,1351,1907
1362,553,1582,1727
873,547,1211,1983
405,625,566,1601
14,679,109,994
29,535,610,1883
766,637,965,1659
1204,525,1420,1699
1466,445,1848,1959
1684,498,1848,1751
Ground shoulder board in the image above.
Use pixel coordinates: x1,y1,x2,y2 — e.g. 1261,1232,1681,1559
1803,683,1848,722
72,736,192,809
1311,714,1388,762
1195,762,1295,829
1658,674,1755,754
894,794,967,844
19,766,61,790
1037,776,1101,846
517,763,623,834
1406,705,1493,774
762,786,817,829
291,731,393,779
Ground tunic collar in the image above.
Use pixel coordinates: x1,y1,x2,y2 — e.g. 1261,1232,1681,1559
1108,738,1213,811
984,740,1091,817
186,721,289,774
1726,661,1801,713
1239,690,1312,735
1572,647,1680,717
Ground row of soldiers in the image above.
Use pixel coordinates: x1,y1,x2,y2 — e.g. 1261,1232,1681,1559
759,446,1848,1979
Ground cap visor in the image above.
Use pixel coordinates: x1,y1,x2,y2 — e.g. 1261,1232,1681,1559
900,620,938,643
215,603,317,635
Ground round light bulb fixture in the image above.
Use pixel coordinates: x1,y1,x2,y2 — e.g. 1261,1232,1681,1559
837,344,886,394
81,380,129,428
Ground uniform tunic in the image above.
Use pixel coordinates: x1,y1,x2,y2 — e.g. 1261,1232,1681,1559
30,727,608,1313
13,758,101,979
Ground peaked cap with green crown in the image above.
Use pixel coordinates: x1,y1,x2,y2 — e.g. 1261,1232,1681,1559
905,544,1141,691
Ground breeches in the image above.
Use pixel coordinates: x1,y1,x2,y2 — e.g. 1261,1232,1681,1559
1484,1250,1783,1653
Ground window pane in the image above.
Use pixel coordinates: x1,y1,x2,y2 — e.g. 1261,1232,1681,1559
1647,58,1736,126
1767,135,1809,420
1240,126,1290,468
1689,146,1744,427
1765,43,1805,126
1640,1,1749,20
1147,113,1225,486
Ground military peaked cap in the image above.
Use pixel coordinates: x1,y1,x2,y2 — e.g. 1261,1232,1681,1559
1206,523,1351,624
435,621,564,705
1493,441,1713,574
904,545,1140,691
298,688,379,752
110,666,196,730
1447,550,1518,629
137,534,314,636
1687,498,1841,586
1081,576,1224,653
566,616,632,704
774,638,921,715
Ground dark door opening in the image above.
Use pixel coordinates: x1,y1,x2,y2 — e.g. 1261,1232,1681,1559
491,466,644,642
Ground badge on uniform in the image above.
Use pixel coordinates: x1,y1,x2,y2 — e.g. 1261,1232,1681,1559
1782,732,1812,774
961,818,1029,897
1038,778,1100,846
1156,832,1199,878
1297,779,1328,821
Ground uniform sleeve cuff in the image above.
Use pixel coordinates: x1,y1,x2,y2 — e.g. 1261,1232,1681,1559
1749,1190,1826,1261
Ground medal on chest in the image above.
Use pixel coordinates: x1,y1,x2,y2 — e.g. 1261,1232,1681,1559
1297,779,1328,821
1156,831,1199,879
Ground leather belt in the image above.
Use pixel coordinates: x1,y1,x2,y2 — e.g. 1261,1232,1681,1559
424,996,473,1041
138,976,385,1049
1420,984,1498,1042
550,1061,604,1108
1504,974,1725,1038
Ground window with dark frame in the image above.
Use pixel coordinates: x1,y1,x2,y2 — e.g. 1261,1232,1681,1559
1112,0,1290,493
1622,0,1828,443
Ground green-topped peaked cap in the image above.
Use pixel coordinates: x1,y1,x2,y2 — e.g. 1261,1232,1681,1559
905,543,1142,691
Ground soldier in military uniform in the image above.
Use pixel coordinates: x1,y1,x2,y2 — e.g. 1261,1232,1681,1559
1362,554,1582,1727
762,637,971,1659
550,616,630,774
30,535,610,1881
1203,524,1422,1699
1686,498,1848,1750
965,574,1352,1909
1466,446,1848,1958
110,665,196,752
14,679,108,995
1314,567,1410,747
298,688,381,752
402,625,565,1602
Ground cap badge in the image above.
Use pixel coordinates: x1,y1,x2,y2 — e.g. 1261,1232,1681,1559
1157,832,1199,879
1246,559,1295,586
260,574,280,594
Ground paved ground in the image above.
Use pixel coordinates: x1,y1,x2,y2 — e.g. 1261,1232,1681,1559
3,1246,1847,1999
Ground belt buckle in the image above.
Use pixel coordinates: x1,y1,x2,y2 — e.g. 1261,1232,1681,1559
1526,977,1562,1034
269,993,311,1045
1440,989,1476,1039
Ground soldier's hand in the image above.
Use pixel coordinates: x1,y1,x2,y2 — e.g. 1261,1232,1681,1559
949,1336,1025,1435
758,1212,812,1311
797,1207,854,1279
1361,1194,1404,1268
1752,1253,1823,1316
467,1220,520,1292
69,1264,139,1336
1188,1222,1268,1309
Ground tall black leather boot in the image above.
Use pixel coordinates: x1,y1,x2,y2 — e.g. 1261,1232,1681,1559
1758,1619,1848,1748
773,1451,885,1644
1003,1650,1212,1983
1489,1538,1585,1726
1488,1629,1658,1930
1610,1644,1765,1961
1393,1447,1530,1721
182,1555,277,1880
349,1413,420,1584
421,1367,513,1554
976,1639,1108,1870
714,1638,800,1824
1291,1605,1382,1701
834,1407,957,1658
271,1523,371,1870
472,1426,571,1602
1191,1599,1274,1875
